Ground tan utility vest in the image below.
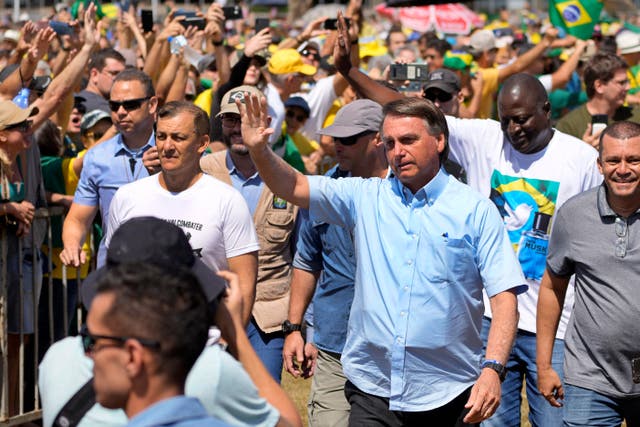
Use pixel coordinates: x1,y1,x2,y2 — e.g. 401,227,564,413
200,151,298,333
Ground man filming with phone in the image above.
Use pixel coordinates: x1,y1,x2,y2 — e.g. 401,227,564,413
557,52,640,150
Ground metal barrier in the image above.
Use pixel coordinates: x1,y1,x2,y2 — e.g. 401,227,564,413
0,206,82,426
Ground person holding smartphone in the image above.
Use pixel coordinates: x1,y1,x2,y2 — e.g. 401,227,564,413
557,52,640,150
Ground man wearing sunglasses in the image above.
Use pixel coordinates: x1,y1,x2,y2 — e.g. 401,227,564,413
40,217,300,427
201,86,298,383
62,69,158,269
283,99,388,427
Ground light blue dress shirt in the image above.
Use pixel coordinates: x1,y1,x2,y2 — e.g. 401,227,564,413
308,169,527,411
126,396,231,427
226,152,264,216
74,132,155,266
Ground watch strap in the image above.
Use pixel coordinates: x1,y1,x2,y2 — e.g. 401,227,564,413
481,359,506,382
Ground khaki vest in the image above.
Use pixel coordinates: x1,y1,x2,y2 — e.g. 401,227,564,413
200,151,298,333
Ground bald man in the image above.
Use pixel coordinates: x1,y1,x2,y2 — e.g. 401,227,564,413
331,48,603,425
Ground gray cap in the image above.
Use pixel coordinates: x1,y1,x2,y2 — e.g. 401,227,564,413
318,99,382,138
423,69,461,94
468,29,496,55
81,109,111,134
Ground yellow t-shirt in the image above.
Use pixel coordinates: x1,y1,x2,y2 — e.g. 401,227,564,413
478,67,500,119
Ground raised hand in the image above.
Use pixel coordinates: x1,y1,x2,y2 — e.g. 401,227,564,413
237,93,273,151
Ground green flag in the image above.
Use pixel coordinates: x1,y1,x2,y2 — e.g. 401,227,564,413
549,0,603,40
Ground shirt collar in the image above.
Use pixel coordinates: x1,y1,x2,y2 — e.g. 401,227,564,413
113,131,155,157
393,167,448,206
226,150,260,181
597,183,640,218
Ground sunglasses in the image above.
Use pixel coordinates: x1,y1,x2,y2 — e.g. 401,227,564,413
80,324,161,354
334,131,375,146
424,90,454,103
4,120,32,133
286,110,307,122
108,96,151,112
221,115,241,128
300,49,320,61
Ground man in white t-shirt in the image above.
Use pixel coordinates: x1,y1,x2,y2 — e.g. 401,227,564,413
105,101,259,323
444,74,602,427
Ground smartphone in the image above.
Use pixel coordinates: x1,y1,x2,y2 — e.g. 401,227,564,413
181,17,206,30
49,21,74,36
222,5,242,20
323,18,350,31
390,63,430,81
591,114,608,135
175,10,197,18
141,9,153,33
255,18,269,34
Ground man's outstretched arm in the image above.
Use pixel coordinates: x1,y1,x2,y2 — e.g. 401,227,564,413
239,94,311,209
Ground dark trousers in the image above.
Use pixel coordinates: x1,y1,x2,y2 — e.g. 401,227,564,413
345,380,478,427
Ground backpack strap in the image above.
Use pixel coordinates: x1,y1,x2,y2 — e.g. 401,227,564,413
53,378,95,427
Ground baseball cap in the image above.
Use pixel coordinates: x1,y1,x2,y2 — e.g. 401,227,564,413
0,100,38,131
81,217,226,310
2,30,19,44
424,69,461,95
468,29,497,55
267,49,316,76
616,31,640,55
318,99,382,138
81,109,112,134
284,96,310,116
218,85,264,116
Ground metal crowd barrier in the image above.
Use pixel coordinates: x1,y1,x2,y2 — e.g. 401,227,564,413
0,206,86,426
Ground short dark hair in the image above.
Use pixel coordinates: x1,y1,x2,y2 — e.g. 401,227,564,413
34,120,63,157
158,101,210,137
89,48,126,72
381,97,449,164
112,68,155,98
599,120,640,156
96,262,210,385
386,26,405,47
426,38,452,57
583,53,628,99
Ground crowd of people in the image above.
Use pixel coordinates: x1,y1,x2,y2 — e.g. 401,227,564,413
0,0,639,426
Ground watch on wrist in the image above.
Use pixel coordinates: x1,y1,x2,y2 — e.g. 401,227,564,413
481,359,506,382
281,320,301,335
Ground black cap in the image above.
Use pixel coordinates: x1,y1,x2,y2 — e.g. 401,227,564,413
423,68,461,95
81,217,226,310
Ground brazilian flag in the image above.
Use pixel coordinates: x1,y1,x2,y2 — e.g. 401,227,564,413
549,0,603,40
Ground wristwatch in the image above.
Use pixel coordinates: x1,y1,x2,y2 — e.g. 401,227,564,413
281,320,302,335
481,359,507,382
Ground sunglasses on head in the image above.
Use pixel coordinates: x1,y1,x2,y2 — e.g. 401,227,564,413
300,49,320,61
80,324,161,354
108,96,151,112
4,120,32,133
334,131,375,146
286,110,307,122
423,90,454,103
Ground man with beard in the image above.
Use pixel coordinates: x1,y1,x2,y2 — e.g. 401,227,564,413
200,86,298,383
329,17,603,424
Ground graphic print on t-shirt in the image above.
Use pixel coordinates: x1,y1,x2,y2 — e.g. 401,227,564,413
489,170,559,281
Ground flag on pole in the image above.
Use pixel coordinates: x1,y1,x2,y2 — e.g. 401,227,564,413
549,0,603,40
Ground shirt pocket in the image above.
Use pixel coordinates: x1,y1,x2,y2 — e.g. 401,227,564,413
263,212,295,251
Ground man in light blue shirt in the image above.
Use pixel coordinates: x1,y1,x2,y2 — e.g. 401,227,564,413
239,92,526,425
61,69,157,268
